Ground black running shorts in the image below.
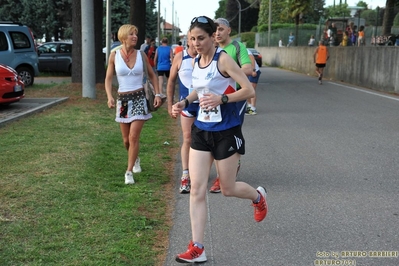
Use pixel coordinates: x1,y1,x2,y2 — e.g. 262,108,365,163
191,125,245,160
315,63,326,68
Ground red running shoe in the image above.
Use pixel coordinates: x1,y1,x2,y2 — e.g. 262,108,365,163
252,186,268,222
209,177,221,193
175,241,207,263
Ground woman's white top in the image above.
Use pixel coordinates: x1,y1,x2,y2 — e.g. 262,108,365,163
115,50,144,93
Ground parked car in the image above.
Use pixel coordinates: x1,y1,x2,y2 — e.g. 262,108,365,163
102,41,121,61
37,41,72,74
247,48,262,67
0,21,39,86
102,41,121,54
0,64,24,105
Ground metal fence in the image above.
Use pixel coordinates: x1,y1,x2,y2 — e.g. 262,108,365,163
258,26,399,47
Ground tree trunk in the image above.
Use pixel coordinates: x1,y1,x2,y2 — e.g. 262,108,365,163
130,0,146,50
71,0,82,83
94,0,105,83
382,0,395,35
295,14,300,46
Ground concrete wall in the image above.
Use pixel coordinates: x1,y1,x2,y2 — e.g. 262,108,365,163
256,46,399,93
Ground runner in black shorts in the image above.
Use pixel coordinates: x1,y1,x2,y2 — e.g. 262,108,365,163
171,16,268,264
313,40,329,85
191,125,245,160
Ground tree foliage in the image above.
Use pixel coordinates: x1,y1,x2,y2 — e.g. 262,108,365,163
324,3,350,18
0,0,72,41
382,0,396,34
258,0,288,25
360,9,378,26
282,0,313,45
215,0,259,34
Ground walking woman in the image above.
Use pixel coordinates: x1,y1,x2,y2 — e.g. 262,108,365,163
167,31,198,194
171,16,268,263
105,24,162,184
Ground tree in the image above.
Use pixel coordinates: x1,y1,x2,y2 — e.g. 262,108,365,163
145,0,158,38
215,0,227,19
71,0,82,83
0,0,24,24
382,0,396,35
283,0,313,45
129,0,146,49
221,0,259,34
71,0,104,83
94,0,105,83
305,0,326,24
360,9,377,26
103,0,130,43
324,3,350,18
258,0,288,25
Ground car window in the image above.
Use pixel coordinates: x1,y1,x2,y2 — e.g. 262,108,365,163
0,32,8,51
60,44,72,53
10,31,31,49
39,43,57,53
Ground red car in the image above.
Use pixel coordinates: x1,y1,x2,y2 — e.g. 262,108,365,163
0,64,25,105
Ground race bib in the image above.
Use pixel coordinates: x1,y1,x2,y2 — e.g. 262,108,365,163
197,105,222,122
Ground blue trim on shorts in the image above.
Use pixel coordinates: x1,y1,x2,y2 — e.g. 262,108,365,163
248,70,261,83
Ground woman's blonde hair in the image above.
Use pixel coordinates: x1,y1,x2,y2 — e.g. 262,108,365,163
117,24,138,42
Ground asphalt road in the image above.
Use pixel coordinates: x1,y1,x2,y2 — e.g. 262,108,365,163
164,67,399,265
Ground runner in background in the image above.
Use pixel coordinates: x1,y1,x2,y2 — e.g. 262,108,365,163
210,17,252,193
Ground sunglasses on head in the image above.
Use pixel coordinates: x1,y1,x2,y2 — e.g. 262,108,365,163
191,16,209,25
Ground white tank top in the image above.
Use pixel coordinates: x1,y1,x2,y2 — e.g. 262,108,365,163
115,50,144,93
192,47,240,131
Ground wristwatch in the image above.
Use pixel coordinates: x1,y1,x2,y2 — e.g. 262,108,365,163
221,94,229,104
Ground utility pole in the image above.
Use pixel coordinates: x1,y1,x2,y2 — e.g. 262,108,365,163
268,0,271,46
81,0,96,99
235,0,241,39
172,1,174,44
157,0,160,46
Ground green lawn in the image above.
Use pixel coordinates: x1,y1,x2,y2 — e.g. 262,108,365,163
0,82,179,265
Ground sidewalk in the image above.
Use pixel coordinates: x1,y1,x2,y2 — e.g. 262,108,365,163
35,76,71,84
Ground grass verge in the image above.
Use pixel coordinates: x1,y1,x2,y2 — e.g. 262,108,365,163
0,82,179,265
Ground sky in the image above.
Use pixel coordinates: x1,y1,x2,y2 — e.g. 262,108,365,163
159,0,387,33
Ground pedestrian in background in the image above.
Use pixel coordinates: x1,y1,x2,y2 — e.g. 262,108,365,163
166,31,198,194
340,31,349,46
154,37,173,95
172,16,268,263
105,24,162,184
351,25,358,46
308,35,316,46
313,40,330,85
144,38,157,73
211,17,252,193
174,41,184,54
140,36,150,51
287,32,295,47
358,25,365,46
245,48,261,115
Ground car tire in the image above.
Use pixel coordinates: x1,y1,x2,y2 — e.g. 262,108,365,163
16,66,34,86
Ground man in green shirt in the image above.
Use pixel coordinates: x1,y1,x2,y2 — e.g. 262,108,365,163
209,17,253,193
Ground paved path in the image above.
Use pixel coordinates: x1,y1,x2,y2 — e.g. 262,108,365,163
164,67,399,265
0,77,70,127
